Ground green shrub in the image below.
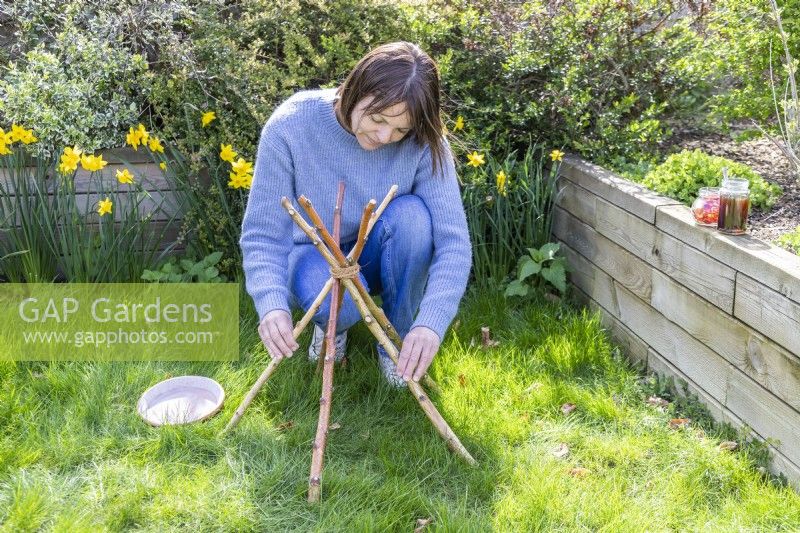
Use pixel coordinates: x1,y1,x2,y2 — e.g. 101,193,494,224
407,1,711,165
0,27,149,156
640,149,782,210
776,226,800,255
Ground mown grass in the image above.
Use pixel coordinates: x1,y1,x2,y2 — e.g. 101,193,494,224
1,286,799,531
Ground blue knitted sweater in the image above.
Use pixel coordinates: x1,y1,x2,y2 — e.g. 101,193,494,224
240,87,472,340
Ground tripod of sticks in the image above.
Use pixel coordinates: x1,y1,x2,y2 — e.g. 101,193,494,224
221,182,476,503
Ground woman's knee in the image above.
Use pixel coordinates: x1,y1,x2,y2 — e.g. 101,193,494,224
381,195,433,253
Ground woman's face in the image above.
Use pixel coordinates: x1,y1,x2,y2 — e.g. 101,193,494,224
348,96,413,150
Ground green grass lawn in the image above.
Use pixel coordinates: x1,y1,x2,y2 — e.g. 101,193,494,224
1,286,799,531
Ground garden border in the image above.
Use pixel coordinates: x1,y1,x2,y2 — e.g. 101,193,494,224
552,155,800,490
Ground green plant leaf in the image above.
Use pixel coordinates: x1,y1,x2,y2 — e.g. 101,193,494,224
540,242,560,260
541,262,567,294
518,257,541,281
504,279,529,297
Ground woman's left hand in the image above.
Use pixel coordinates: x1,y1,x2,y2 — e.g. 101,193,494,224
396,326,441,383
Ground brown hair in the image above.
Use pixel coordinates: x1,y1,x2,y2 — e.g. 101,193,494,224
335,41,450,177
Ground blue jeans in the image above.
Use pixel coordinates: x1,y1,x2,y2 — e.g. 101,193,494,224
287,195,433,339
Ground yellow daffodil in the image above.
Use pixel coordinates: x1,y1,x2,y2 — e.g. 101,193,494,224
0,128,11,155
148,136,164,153
496,170,507,196
10,124,36,144
159,162,167,171
58,146,82,174
126,127,141,150
97,197,113,216
454,115,465,131
550,149,565,162
80,153,108,172
228,171,252,190
231,157,253,176
116,168,134,184
219,144,237,163
466,151,485,167
201,110,217,127
137,123,149,144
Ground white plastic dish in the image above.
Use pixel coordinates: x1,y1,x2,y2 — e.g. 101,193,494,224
137,375,225,426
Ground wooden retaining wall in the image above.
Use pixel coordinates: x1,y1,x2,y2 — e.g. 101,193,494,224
552,155,800,489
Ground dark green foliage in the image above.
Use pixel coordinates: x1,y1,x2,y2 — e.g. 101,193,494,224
640,149,782,209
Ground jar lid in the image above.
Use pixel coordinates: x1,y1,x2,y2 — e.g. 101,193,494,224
721,177,749,191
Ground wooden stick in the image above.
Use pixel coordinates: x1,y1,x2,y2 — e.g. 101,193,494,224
282,198,473,464
295,195,441,393
342,276,477,465
348,199,376,264
222,186,397,435
221,277,333,435
308,181,346,503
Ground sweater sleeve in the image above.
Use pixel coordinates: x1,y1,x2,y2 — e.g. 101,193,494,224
240,120,296,321
410,138,473,340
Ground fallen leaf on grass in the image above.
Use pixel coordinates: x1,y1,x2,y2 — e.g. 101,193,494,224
569,467,590,478
415,517,433,532
480,326,500,349
647,396,669,409
669,418,691,429
718,441,738,451
561,403,576,415
458,374,467,387
329,422,341,431
277,420,294,431
551,443,570,459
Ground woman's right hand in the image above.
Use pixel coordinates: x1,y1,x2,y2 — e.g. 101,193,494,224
258,309,300,361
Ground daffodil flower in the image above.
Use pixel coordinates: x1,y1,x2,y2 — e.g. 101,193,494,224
59,146,82,173
148,137,164,153
81,153,108,172
159,162,167,171
202,111,217,127
550,149,565,162
496,170,507,196
231,157,253,176
9,124,36,144
228,171,252,189
219,144,237,163
97,197,113,216
126,127,141,150
116,168,134,184
137,124,149,144
454,115,465,131
466,151,485,167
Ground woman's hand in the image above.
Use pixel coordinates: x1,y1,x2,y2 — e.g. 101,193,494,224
396,326,441,382
258,309,299,361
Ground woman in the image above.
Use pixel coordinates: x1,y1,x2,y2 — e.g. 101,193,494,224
240,41,471,387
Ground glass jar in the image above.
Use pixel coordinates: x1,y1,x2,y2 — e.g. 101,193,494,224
691,187,720,226
717,177,750,235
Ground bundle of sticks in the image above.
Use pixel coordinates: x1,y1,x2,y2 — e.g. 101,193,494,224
221,182,475,502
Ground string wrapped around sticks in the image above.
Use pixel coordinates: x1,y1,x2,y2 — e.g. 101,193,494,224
221,182,476,503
